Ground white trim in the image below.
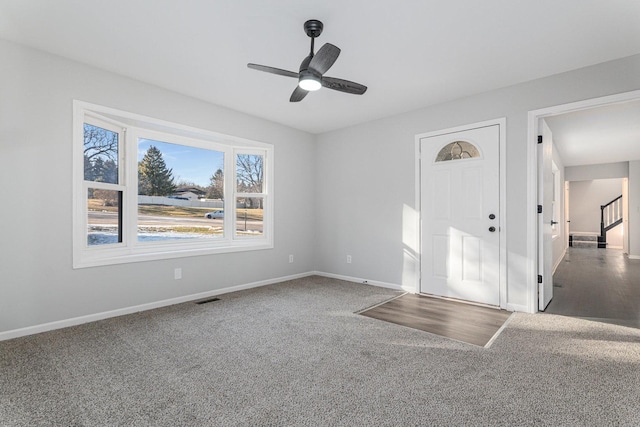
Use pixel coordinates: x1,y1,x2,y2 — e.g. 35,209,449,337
506,303,528,313
498,118,508,310
414,140,422,292
0,272,314,341
628,255,640,260
75,100,273,149
527,89,640,314
414,118,508,309
312,271,405,291
527,111,538,314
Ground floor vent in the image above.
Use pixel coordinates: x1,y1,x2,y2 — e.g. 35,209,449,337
195,297,220,305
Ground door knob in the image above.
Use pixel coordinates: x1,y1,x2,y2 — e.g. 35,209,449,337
489,226,496,232
551,220,558,225
489,214,496,220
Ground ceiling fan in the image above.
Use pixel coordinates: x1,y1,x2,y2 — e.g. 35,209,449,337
247,19,367,102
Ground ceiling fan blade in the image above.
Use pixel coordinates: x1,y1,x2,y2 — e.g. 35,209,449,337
321,77,367,95
289,86,309,102
308,43,341,75
247,63,299,78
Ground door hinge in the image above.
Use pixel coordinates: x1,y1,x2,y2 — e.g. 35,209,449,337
537,135,543,144
538,275,543,284
538,205,542,214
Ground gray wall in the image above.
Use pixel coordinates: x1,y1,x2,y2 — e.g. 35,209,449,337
316,54,640,311
3,39,640,334
565,162,629,181
0,40,317,333
569,179,624,247
565,162,629,250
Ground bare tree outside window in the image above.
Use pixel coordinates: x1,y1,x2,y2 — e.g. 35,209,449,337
236,154,263,209
236,154,263,193
84,123,119,184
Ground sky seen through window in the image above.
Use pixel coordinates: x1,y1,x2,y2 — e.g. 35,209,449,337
138,138,224,187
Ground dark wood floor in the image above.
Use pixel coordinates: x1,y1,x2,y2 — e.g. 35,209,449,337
546,247,640,328
359,293,512,347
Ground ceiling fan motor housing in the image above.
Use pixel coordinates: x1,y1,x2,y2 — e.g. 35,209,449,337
304,19,323,38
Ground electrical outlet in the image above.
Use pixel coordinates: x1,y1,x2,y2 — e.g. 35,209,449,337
289,254,294,263
174,267,182,280
347,255,352,264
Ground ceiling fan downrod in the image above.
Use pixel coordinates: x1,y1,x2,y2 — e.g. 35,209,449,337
304,19,323,57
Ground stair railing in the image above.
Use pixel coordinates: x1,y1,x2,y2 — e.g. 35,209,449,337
599,195,623,248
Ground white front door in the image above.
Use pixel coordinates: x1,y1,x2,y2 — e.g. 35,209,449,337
420,124,500,306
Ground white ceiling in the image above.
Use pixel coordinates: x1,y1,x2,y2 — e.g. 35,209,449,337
545,100,640,167
1,0,640,134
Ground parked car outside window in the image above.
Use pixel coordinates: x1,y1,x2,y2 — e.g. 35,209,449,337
205,210,224,219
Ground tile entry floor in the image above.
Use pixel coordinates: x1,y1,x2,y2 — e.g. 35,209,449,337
359,293,512,347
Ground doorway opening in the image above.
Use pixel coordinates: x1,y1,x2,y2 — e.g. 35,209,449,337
528,89,640,314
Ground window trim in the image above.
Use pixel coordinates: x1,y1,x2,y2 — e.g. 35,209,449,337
82,116,127,248
233,150,268,240
73,100,274,269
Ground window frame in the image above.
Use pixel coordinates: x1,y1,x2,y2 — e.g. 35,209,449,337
73,100,274,268
233,150,268,240
81,116,127,248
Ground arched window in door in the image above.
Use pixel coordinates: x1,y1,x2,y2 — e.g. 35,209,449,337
435,140,480,162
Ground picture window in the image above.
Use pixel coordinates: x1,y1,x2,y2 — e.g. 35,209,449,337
73,101,273,268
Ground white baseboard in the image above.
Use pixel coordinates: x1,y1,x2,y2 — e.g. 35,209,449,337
628,254,640,260
0,272,314,342
2,270,528,341
312,271,405,291
552,247,567,274
507,303,530,313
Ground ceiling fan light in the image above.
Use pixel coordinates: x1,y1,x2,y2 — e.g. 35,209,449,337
299,76,321,91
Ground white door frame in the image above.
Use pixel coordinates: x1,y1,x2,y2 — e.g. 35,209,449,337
415,118,508,309
526,89,640,313
623,177,629,254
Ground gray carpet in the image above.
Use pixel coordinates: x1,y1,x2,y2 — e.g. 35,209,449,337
1,275,639,426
